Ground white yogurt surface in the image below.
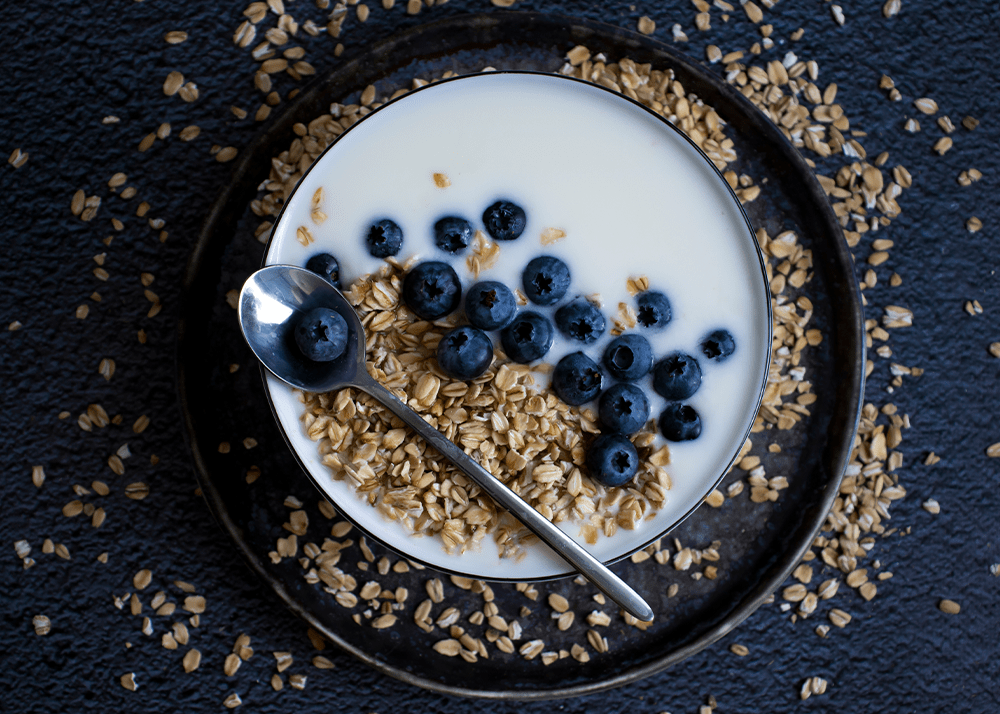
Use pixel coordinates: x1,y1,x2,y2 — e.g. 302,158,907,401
264,72,770,580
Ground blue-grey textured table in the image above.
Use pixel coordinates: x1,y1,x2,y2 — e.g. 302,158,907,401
2,1,998,712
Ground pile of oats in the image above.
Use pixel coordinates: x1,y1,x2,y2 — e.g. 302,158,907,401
299,260,672,556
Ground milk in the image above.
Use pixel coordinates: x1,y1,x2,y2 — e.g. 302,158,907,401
264,72,771,579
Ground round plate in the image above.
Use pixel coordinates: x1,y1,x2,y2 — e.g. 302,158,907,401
178,12,863,700
260,70,774,580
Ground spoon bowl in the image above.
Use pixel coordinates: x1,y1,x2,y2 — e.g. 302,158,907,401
239,266,366,392
238,264,654,622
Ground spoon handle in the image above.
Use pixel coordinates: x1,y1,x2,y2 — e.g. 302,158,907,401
357,375,654,623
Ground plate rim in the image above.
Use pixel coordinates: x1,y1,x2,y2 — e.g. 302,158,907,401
177,10,864,700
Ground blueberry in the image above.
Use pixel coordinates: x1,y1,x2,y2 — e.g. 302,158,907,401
652,352,702,400
555,298,605,344
436,326,494,380
500,311,553,363
366,219,403,258
464,281,517,331
635,291,672,330
305,253,341,288
551,352,603,406
293,307,349,362
402,261,462,320
659,403,702,441
598,383,650,435
602,334,654,381
701,329,736,362
522,256,571,306
586,434,639,487
482,200,526,241
433,216,473,254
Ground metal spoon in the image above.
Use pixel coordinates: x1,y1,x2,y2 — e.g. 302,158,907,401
238,264,654,622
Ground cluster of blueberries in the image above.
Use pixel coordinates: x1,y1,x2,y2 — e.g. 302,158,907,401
295,199,736,487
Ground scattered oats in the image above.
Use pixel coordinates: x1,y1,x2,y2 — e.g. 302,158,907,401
223,693,242,709
183,648,202,672
62,500,83,517
296,225,315,246
30,614,51,637
216,146,239,163
289,674,307,690
914,97,938,115
120,673,138,691
637,16,655,35
98,358,116,381
566,45,590,66
224,653,241,676
904,118,920,133
730,643,749,656
163,71,184,96
938,599,961,614
183,596,206,614
828,608,851,628
883,305,913,328
178,125,201,143
966,217,982,233
274,651,293,672
933,137,953,155
800,676,828,700
312,656,335,669
986,443,1000,458
921,498,941,515
133,569,153,590
7,148,28,168
705,489,725,507
123,481,150,502
882,0,901,17
671,24,689,42
547,593,570,613
433,639,461,656
540,227,567,245
31,465,45,488
962,115,979,130
179,82,199,102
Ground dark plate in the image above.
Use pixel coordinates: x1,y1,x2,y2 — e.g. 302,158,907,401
177,11,863,700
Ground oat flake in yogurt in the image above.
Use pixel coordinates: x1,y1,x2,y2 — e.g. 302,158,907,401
264,72,771,580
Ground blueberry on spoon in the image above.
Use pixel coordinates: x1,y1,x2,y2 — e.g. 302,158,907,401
293,307,349,362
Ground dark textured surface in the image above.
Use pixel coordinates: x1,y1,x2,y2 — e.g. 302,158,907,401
1,1,998,712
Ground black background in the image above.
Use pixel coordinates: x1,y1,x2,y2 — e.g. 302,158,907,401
1,1,998,712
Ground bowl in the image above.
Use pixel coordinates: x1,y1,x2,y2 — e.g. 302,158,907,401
260,71,772,581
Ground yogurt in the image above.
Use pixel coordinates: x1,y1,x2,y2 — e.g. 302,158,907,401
264,72,771,580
